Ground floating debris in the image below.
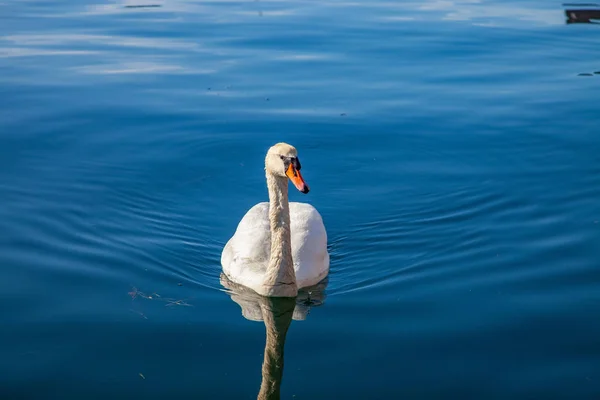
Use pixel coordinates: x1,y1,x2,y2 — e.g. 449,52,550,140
128,287,139,299
129,287,155,300
129,309,148,319
165,298,193,307
578,73,593,76
125,4,161,8
565,7,600,24
129,286,193,307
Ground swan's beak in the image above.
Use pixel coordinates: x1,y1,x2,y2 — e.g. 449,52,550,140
286,164,309,194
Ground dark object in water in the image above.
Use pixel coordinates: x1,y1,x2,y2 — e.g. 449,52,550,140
578,73,594,76
124,4,162,8
594,71,600,74
564,8,600,23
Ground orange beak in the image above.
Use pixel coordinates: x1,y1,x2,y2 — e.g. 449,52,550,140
286,164,309,194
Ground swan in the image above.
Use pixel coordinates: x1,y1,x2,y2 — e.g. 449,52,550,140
221,142,329,297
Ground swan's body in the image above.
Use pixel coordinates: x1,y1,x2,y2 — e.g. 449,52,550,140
221,202,329,293
221,143,329,297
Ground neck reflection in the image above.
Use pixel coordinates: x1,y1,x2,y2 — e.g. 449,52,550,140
220,273,327,400
257,296,295,400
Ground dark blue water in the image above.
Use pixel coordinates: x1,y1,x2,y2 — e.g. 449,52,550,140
2,0,600,398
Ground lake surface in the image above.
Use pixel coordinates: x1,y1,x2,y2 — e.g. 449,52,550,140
1,0,600,398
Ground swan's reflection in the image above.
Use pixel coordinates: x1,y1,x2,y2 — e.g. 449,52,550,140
220,273,327,399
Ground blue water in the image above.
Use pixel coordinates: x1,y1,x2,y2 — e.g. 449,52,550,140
1,0,600,398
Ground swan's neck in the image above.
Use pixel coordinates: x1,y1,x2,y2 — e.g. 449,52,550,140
262,173,298,297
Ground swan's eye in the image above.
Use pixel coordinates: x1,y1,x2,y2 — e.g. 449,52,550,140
291,157,301,171
279,155,301,171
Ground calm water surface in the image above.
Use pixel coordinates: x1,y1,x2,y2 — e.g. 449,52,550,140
1,0,600,398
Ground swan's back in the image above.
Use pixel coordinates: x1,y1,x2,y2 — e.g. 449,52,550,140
221,202,329,290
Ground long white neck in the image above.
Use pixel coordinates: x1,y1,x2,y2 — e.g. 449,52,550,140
261,172,298,297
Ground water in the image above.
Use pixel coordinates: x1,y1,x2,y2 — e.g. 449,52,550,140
1,0,600,398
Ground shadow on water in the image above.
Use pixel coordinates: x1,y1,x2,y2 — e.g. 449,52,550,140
220,274,327,399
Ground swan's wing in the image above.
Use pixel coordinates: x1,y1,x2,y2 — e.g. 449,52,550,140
221,203,271,285
228,202,270,261
289,202,329,286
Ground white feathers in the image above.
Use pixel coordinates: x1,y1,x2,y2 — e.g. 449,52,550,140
221,201,329,295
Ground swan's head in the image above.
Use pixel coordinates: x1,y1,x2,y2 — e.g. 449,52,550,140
265,142,309,194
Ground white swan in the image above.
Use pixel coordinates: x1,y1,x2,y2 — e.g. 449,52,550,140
221,142,329,297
